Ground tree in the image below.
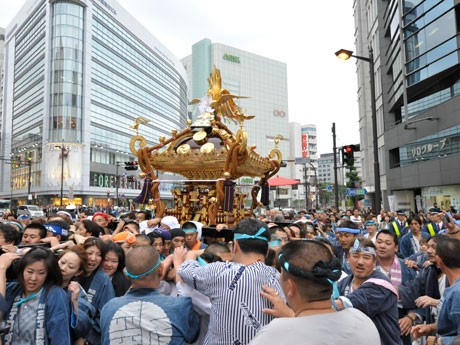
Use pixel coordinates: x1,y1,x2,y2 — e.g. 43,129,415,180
345,165,363,209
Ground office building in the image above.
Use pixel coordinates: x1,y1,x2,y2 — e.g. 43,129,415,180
353,0,460,211
1,0,188,207
0,27,5,154
287,122,320,209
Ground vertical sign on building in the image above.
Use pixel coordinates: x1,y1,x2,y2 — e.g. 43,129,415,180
301,133,309,157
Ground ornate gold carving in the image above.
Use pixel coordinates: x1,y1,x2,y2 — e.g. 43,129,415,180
200,142,215,154
177,144,191,154
129,66,282,226
193,130,208,145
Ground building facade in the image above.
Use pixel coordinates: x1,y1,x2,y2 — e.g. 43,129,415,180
353,0,460,212
286,122,320,210
1,0,188,208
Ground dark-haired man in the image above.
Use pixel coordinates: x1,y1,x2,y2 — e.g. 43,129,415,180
250,240,379,345
375,230,416,345
0,224,21,247
390,210,409,237
333,219,361,274
337,238,402,345
178,218,283,345
412,236,460,344
21,223,47,244
182,221,207,251
100,246,200,344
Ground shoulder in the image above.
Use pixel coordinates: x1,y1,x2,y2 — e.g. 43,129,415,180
46,286,68,299
368,270,390,281
400,232,411,240
342,308,374,322
341,309,379,338
95,267,111,281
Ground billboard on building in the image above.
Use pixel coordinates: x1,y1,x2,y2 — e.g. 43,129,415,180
45,143,83,190
301,133,309,157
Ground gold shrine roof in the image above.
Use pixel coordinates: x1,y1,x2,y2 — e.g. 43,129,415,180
130,65,281,181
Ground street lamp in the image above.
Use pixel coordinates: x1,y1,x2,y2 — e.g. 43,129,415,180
55,145,65,207
335,47,381,214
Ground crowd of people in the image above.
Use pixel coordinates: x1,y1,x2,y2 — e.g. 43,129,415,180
0,205,459,344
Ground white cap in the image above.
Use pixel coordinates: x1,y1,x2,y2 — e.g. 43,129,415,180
161,216,180,229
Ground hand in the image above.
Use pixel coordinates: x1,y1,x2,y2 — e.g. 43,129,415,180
51,240,75,252
147,218,161,228
399,315,414,336
422,260,432,268
185,249,205,261
173,247,188,267
114,220,125,233
99,234,113,242
159,255,173,280
412,324,436,340
404,259,418,269
68,281,80,304
216,224,228,232
415,295,439,308
260,285,293,318
40,237,60,248
1,244,18,254
0,252,21,270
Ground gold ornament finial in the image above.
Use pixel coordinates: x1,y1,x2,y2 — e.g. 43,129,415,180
274,134,283,147
129,116,150,135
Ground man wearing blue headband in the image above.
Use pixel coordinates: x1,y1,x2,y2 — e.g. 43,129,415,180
178,218,283,345
250,240,379,345
182,221,207,251
332,219,361,274
336,238,402,345
100,245,200,345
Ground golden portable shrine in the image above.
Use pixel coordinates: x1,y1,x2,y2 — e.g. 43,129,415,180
129,66,282,226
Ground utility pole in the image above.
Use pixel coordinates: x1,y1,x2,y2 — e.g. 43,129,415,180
303,165,309,210
115,161,122,207
332,123,339,210
27,158,32,199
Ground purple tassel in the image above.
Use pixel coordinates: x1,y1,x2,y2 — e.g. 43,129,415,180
134,179,153,204
223,180,235,212
261,183,269,206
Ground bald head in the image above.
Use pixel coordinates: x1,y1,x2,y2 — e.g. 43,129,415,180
126,246,160,280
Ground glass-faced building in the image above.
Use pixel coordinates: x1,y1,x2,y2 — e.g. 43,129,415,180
354,0,460,211
1,0,188,207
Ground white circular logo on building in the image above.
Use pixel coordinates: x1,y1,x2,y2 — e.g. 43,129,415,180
109,301,173,344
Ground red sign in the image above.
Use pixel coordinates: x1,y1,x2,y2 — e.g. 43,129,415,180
301,133,309,157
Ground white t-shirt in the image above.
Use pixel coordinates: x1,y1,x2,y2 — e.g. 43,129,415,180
249,308,380,345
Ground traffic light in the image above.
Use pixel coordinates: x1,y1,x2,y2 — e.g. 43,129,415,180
124,161,138,170
342,145,360,166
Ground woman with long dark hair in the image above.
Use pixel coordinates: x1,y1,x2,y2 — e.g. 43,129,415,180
102,241,130,297
58,245,96,342
79,237,114,345
0,247,71,344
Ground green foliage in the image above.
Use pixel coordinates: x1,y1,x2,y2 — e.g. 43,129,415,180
345,165,363,208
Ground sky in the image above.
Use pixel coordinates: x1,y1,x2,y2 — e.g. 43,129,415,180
0,0,360,155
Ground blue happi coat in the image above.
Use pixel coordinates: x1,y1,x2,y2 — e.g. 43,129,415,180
84,267,115,345
0,283,71,345
100,287,200,345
